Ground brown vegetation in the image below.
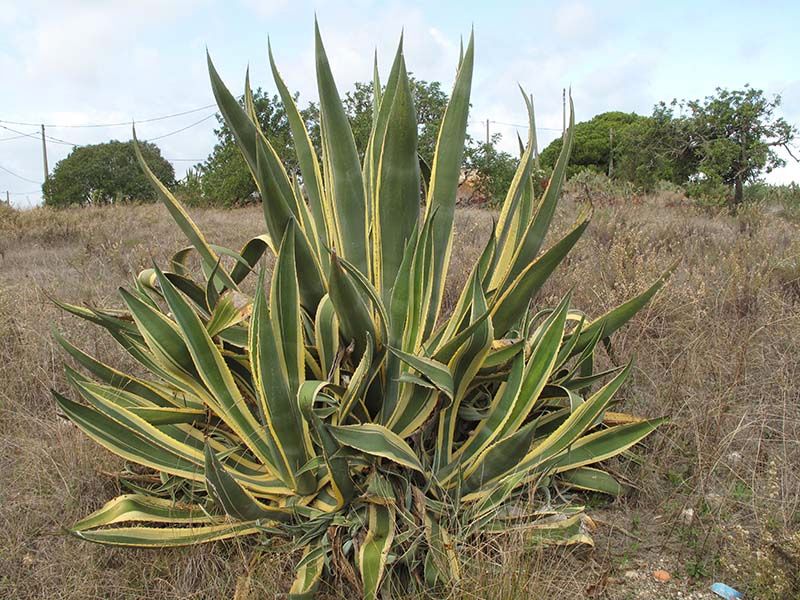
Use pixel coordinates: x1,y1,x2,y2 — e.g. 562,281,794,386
1,191,799,598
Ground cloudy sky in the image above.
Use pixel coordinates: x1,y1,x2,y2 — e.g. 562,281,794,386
1,0,798,208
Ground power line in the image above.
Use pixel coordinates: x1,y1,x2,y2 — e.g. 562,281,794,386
43,133,77,146
0,103,218,129
488,120,562,131
0,125,41,141
0,163,42,185
1,124,74,147
0,130,39,142
2,112,216,151
143,113,217,141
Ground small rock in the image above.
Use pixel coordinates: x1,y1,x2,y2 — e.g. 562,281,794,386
705,492,725,511
624,569,639,580
653,569,671,583
681,507,695,524
726,451,743,466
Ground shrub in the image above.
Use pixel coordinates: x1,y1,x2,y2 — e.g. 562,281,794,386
43,140,175,207
52,25,670,599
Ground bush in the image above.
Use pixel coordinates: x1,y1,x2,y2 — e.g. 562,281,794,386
43,140,175,207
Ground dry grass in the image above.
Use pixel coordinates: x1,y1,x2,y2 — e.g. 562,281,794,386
1,195,799,599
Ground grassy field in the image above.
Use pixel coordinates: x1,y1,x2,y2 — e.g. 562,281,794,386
1,192,799,599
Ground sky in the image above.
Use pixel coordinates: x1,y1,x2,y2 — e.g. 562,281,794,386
1,0,799,208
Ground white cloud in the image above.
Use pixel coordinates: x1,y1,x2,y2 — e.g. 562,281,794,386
554,1,596,39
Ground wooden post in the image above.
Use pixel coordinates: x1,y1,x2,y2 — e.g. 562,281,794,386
485,119,490,145
41,124,49,183
562,88,566,139
5,191,9,206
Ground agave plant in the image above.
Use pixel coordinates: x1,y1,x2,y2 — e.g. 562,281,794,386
53,24,670,599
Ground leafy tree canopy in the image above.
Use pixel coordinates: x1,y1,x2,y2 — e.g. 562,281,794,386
681,86,795,205
540,87,796,207
463,133,519,205
540,111,648,177
43,140,174,207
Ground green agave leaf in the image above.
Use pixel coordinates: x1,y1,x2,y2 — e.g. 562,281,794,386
72,521,262,547
328,423,423,472
495,293,571,440
289,542,327,599
52,330,176,408
490,89,537,287
53,390,205,482
206,291,251,338
502,94,576,287
365,35,403,209
434,274,494,473
230,234,272,284
328,252,377,358
359,503,396,600
423,32,474,334
512,362,635,481
72,494,220,532
271,223,305,396
204,445,293,522
127,406,205,425
336,254,390,345
491,209,590,336
251,267,315,494
298,380,355,508
154,267,281,473
338,333,375,424
373,52,420,303
460,420,539,494
314,294,340,380
558,467,625,496
388,347,454,400
207,54,295,232
548,418,667,474
268,43,328,259
315,20,368,274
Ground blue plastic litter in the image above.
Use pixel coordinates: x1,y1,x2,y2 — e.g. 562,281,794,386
710,582,743,599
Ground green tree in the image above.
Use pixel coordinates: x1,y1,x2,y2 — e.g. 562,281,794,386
540,111,648,178
614,103,701,190
682,86,796,207
463,133,518,205
43,140,174,207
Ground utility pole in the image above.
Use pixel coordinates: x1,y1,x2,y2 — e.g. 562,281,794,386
485,119,490,145
41,124,49,183
5,191,9,206
608,127,614,177
562,88,566,139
